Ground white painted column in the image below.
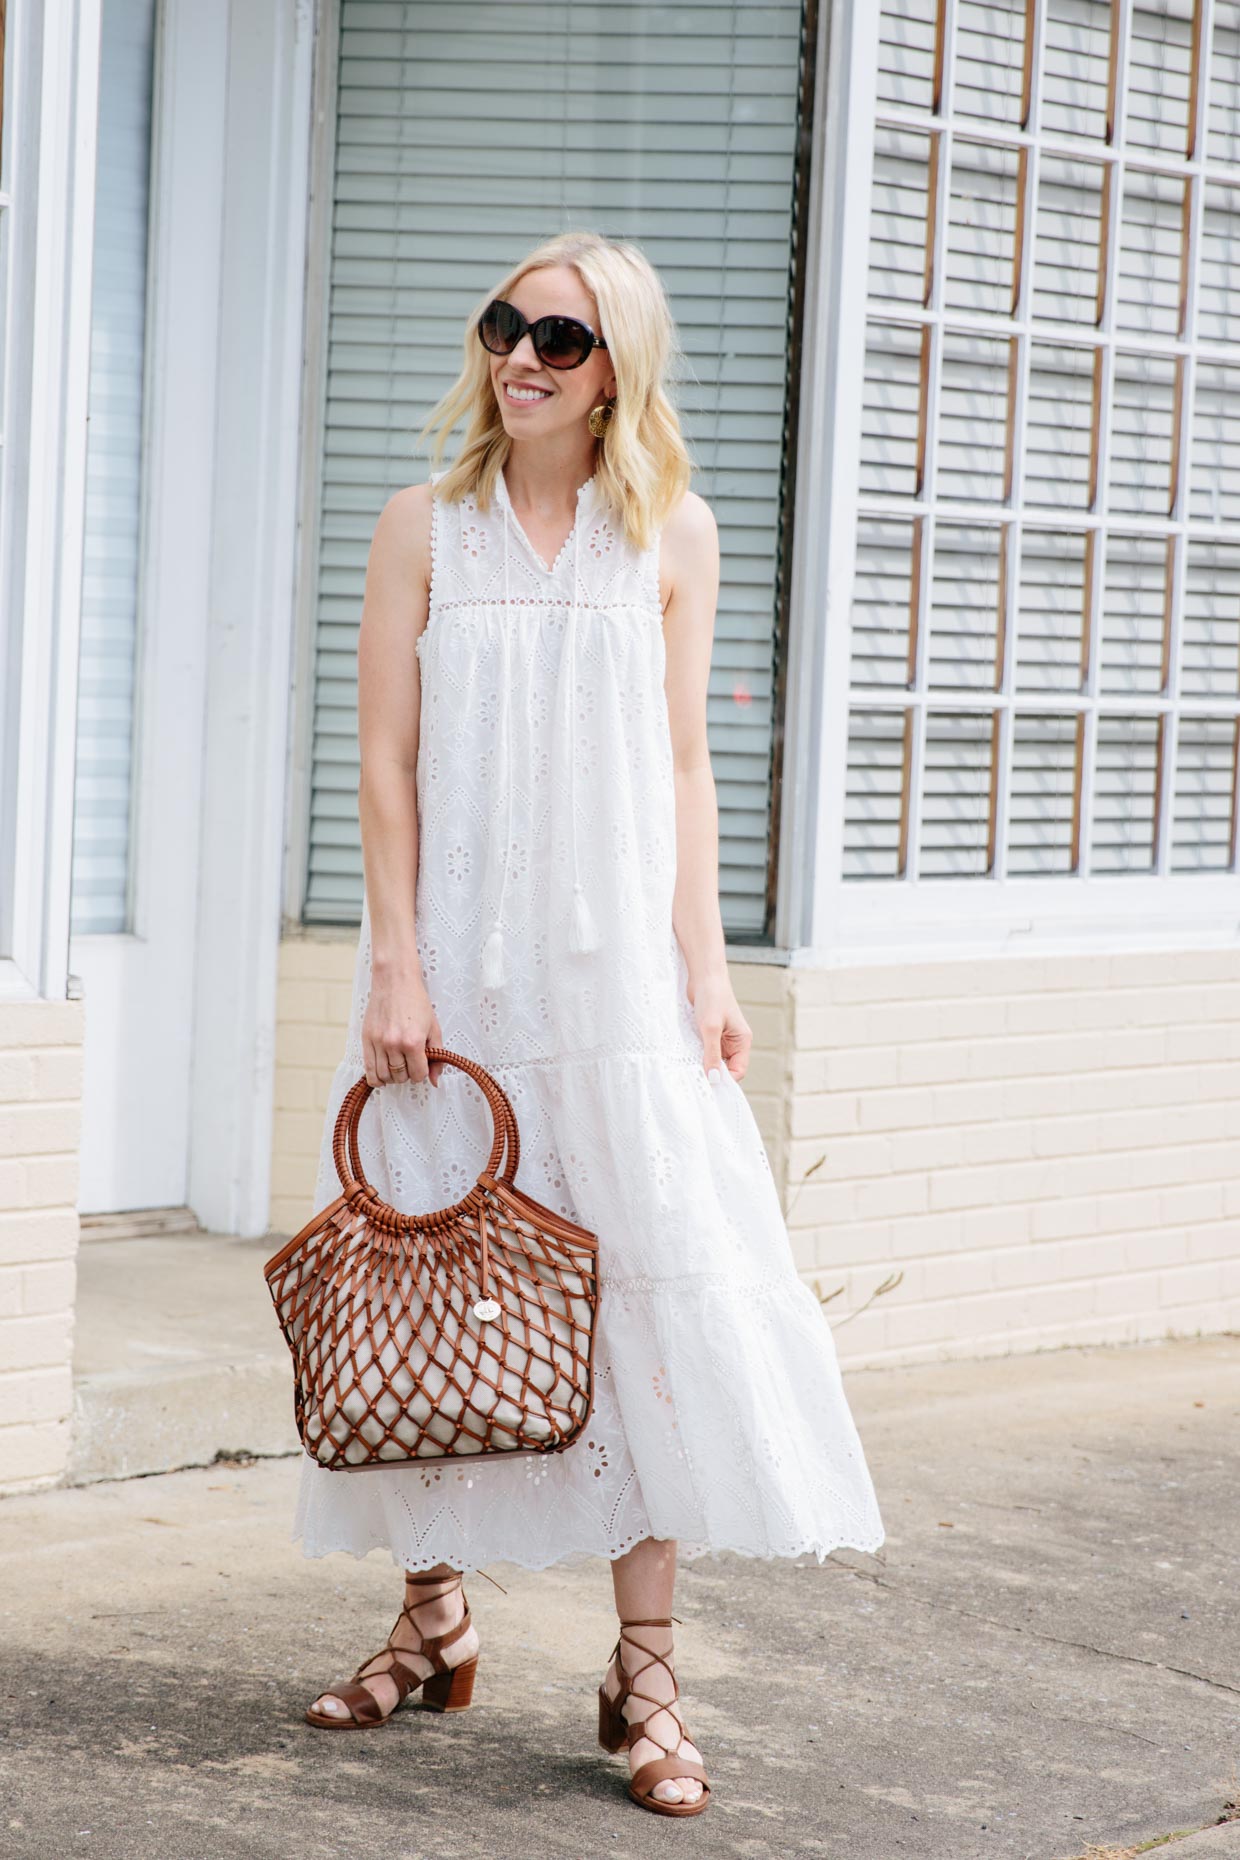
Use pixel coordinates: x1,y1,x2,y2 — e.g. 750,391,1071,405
187,0,318,1236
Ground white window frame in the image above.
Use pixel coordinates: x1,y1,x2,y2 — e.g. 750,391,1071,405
0,0,102,1004
785,0,1240,966
283,0,338,936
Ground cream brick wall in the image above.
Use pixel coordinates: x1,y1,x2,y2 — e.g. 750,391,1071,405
269,935,1240,1370
782,948,1240,1367
0,999,84,1495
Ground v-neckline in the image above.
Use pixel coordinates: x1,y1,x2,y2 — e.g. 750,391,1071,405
496,468,596,578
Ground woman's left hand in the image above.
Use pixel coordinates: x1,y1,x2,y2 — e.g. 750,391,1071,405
689,970,753,1083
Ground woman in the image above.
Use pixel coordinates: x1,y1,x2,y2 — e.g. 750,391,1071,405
296,230,885,1816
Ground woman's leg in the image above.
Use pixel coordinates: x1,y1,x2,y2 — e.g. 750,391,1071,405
309,1561,479,1721
604,1537,706,1806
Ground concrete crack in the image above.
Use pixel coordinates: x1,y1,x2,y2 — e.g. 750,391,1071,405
869,1575,1240,1698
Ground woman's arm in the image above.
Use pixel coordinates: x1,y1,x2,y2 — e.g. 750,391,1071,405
659,492,754,1084
355,482,444,1087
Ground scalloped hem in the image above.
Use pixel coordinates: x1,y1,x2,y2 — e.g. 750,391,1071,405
290,1519,886,1575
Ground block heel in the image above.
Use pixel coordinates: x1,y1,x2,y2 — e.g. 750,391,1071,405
422,1655,478,1712
598,1682,627,1752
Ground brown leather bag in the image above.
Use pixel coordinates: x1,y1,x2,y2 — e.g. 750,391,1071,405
264,1049,599,1471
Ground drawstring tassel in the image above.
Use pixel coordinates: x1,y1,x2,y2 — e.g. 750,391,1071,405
481,922,508,987
568,882,600,954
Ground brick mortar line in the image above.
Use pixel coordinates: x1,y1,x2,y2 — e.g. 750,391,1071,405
814,1273,1236,1314
810,1205,1240,1249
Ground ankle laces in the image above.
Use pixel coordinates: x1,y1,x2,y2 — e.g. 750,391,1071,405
611,1620,693,1763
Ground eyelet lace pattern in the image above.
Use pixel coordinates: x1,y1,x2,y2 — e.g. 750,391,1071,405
294,474,885,1573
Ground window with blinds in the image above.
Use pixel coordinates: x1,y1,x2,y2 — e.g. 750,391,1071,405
70,0,157,934
848,0,1240,882
304,0,814,938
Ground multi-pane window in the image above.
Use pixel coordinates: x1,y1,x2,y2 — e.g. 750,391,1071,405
847,0,1240,882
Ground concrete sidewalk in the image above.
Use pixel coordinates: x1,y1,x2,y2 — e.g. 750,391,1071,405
68,1231,298,1483
2,1332,1238,1860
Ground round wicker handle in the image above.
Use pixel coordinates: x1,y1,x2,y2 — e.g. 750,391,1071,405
331,1048,521,1233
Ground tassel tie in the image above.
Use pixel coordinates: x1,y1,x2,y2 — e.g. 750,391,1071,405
480,476,601,988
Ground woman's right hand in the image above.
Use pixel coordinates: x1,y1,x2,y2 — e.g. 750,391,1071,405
361,962,444,1089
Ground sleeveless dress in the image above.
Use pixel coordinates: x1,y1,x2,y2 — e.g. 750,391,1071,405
293,468,885,1573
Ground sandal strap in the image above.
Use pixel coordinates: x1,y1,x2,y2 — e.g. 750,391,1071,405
629,1755,710,1800
624,1710,688,1749
394,1573,472,1670
382,1652,430,1698
414,1606,473,1667
318,1680,388,1725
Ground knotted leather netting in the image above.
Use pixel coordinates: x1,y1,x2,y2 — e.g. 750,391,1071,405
265,1050,599,1469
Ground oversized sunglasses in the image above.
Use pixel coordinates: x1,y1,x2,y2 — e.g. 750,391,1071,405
478,297,608,371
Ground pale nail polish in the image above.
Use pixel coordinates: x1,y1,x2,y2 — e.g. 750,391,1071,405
708,1067,721,1085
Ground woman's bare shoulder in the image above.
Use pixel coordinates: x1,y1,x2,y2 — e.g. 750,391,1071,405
371,481,435,570
662,487,717,551
658,489,718,611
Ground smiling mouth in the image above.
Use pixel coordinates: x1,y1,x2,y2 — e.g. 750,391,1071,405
503,381,553,404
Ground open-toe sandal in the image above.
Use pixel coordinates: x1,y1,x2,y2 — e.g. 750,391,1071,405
597,1615,711,1817
304,1570,478,1730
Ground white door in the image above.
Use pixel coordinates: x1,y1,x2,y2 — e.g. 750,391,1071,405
71,0,216,1213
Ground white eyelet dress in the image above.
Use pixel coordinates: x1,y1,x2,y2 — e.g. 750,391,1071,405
293,468,886,1572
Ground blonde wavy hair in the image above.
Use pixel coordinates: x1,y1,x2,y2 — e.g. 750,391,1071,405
417,231,692,552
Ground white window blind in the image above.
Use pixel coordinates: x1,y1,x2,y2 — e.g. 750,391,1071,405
70,0,156,934
305,0,812,938
849,0,1240,883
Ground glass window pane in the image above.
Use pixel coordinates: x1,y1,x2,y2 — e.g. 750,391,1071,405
929,524,1004,690
1090,715,1161,874
1032,154,1104,326
1207,2,1240,167
1100,533,1172,696
1042,0,1113,141
1016,529,1088,693
955,0,1029,127
851,517,919,688
1116,168,1187,339
844,708,909,880
1126,2,1196,158
869,126,934,308
938,329,1011,504
945,138,1020,316
1025,342,1096,509
1198,183,1240,347
71,0,158,938
877,0,940,115
1109,352,1178,518
1171,717,1237,873
1008,713,1080,875
919,709,996,877
1190,362,1240,528
861,321,925,499
1181,540,1240,698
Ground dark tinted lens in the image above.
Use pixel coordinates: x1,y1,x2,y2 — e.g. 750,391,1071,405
534,316,593,369
478,299,524,354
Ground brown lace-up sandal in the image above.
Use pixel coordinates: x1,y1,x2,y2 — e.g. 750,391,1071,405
598,1616,711,1817
304,1570,478,1730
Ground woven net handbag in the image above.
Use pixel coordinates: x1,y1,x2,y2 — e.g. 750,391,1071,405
264,1049,599,1471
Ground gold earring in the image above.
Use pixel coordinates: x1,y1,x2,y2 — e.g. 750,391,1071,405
588,399,615,438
